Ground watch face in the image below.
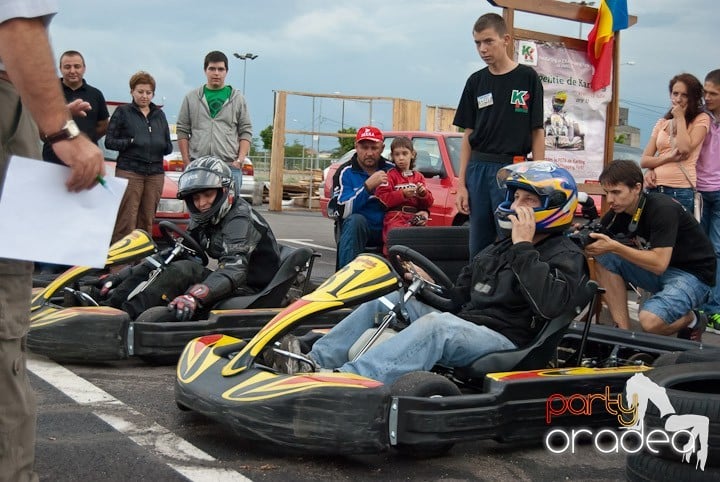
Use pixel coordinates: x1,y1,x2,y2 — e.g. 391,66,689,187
66,121,80,137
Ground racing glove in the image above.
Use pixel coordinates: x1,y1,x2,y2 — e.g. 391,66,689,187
168,284,210,321
98,266,133,298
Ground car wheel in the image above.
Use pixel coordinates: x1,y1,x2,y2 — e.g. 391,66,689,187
642,362,720,468
389,371,461,458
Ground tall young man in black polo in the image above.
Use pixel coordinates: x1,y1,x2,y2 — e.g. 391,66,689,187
453,13,545,259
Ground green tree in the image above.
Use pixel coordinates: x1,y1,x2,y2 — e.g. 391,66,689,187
285,140,306,158
336,127,357,155
259,125,273,150
249,137,262,156
614,133,628,145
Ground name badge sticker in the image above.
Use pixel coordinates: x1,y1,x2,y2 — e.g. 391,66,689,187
477,93,493,109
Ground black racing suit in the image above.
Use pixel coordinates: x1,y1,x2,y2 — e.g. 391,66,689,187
107,199,280,318
449,234,588,347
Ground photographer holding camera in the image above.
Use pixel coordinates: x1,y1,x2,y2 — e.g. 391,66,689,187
586,160,715,341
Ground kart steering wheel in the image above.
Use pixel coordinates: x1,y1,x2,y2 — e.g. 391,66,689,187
159,221,208,266
388,245,455,312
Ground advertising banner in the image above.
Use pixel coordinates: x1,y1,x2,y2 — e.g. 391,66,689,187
516,40,612,182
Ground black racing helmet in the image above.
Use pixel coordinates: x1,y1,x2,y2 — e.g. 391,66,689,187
177,156,236,225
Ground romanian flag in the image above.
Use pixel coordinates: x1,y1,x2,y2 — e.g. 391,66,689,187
586,0,629,91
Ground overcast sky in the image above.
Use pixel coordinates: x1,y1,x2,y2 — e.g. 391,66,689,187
48,0,717,151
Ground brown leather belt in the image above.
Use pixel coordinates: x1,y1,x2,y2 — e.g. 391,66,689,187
389,206,418,214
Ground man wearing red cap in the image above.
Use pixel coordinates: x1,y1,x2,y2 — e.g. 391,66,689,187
332,126,392,268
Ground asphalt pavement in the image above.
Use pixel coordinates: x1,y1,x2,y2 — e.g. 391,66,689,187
27,205,720,481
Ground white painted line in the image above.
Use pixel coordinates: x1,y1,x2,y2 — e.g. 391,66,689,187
278,238,336,252
27,356,251,482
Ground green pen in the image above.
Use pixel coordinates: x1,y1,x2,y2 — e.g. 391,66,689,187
96,175,114,194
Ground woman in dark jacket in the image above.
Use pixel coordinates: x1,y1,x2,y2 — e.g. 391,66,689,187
106,71,172,242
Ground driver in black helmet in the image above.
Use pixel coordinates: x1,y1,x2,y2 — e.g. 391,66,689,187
101,155,280,320
268,162,588,383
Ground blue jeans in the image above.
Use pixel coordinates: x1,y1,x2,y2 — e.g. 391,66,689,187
700,190,720,313
465,161,506,259
648,186,694,214
308,291,517,385
337,214,382,269
229,165,243,194
596,253,711,324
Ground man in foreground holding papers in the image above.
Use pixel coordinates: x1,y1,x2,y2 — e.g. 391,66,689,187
0,3,105,480
99,156,280,321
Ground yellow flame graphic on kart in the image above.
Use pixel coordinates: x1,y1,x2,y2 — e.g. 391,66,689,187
221,254,400,377
222,371,382,402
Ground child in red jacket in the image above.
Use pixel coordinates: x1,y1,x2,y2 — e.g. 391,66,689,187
375,136,434,256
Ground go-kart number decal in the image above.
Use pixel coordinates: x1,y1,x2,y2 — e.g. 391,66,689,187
222,372,382,402
487,365,651,381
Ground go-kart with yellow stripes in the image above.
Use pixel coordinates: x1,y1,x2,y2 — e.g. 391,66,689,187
27,221,328,364
174,245,706,455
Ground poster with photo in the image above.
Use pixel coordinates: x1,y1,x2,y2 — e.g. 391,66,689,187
517,41,612,182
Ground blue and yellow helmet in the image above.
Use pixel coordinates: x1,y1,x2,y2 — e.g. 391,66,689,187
495,161,578,233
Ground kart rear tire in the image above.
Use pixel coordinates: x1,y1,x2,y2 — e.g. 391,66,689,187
390,371,461,458
642,362,720,468
626,451,720,481
653,348,720,367
652,351,682,367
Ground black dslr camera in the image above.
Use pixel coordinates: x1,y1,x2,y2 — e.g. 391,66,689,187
568,219,608,248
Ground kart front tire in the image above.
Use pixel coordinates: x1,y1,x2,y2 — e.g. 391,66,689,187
389,371,461,458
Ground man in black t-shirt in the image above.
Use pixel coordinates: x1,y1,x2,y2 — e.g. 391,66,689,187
453,13,545,259
42,50,109,164
586,160,716,341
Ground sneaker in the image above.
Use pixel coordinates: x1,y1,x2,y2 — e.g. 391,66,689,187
677,311,707,342
706,313,720,335
262,334,316,374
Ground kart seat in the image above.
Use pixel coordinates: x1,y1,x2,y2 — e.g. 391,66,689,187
211,245,314,310
452,280,599,383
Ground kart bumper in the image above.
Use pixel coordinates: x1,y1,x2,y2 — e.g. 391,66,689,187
175,335,390,454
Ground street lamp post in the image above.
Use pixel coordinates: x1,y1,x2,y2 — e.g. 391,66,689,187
232,52,258,95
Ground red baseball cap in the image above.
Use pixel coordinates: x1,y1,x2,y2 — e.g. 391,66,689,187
355,125,384,143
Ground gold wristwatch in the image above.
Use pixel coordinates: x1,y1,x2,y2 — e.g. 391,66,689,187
42,120,81,144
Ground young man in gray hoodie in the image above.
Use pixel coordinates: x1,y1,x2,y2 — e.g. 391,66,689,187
177,50,252,191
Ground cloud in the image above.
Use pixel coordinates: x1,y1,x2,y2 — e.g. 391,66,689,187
47,0,715,149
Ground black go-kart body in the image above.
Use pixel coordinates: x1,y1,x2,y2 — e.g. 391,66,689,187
175,229,714,456
28,222,339,363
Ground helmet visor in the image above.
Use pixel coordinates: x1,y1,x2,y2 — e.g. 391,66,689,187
178,167,224,196
496,161,566,196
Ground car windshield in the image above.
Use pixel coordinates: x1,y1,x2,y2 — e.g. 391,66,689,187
445,136,461,175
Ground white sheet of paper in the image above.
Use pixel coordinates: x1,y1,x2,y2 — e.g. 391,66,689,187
0,156,127,268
